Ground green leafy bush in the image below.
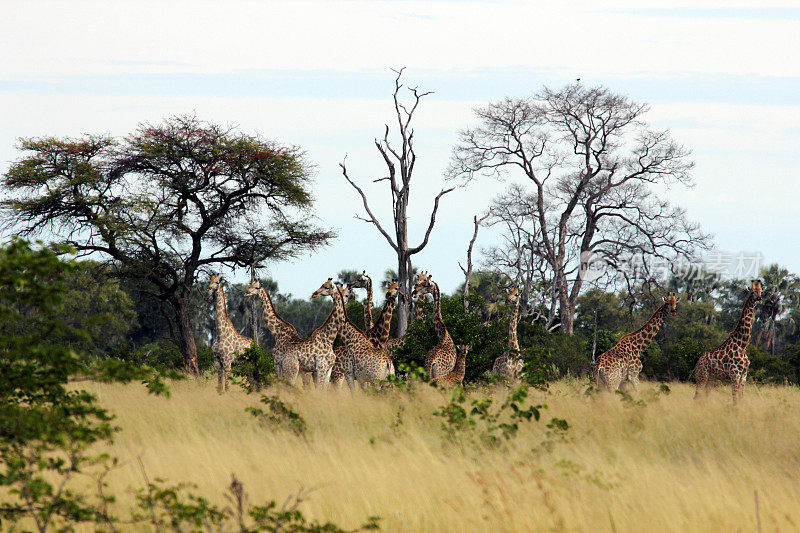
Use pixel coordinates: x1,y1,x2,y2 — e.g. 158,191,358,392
231,343,276,392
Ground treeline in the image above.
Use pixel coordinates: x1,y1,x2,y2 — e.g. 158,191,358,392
54,259,800,385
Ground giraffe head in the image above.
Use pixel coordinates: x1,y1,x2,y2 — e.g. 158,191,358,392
751,279,763,303
311,278,337,299
349,270,372,290
457,344,470,356
340,283,355,304
244,279,263,298
506,287,520,303
662,292,681,316
207,273,222,294
411,271,434,300
385,279,399,300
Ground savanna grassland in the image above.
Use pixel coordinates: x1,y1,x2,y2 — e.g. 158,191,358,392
79,378,800,532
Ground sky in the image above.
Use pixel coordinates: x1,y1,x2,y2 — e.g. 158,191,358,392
1,0,799,301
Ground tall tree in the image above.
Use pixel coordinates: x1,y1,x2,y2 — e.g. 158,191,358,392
449,83,708,333
340,69,454,336
2,115,333,374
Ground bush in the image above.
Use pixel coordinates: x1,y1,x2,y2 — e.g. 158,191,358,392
231,343,276,392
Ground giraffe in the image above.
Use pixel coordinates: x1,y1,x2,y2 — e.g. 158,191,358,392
329,284,356,390
433,345,469,385
349,270,374,331
412,272,457,380
245,279,338,387
694,280,762,403
316,280,394,388
304,283,356,388
207,274,254,392
492,287,523,380
592,293,681,391
364,280,399,350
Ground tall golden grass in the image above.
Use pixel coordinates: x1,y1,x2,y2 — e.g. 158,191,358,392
79,378,800,532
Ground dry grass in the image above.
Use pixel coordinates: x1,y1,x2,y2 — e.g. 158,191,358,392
78,377,800,532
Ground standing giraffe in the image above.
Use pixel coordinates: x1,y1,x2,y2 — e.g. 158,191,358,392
433,345,469,385
492,287,523,380
315,280,394,388
245,279,338,387
304,283,356,388
694,280,762,403
593,293,681,391
412,272,457,380
349,271,374,331
207,274,254,392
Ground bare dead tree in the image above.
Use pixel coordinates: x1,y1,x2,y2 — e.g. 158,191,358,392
449,83,710,334
340,68,454,335
459,212,490,308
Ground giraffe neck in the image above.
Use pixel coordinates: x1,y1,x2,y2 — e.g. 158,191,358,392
371,294,396,343
364,279,374,330
256,287,295,340
432,283,448,343
451,350,466,381
336,287,365,348
508,297,520,352
312,289,344,345
624,303,669,353
728,291,758,347
213,284,235,340
414,304,424,323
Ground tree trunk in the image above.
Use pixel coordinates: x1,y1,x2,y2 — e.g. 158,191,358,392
397,253,410,336
175,297,200,376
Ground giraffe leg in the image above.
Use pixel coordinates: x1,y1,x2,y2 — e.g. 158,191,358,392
214,356,224,393
731,371,744,404
694,361,708,401
284,358,300,387
628,374,640,392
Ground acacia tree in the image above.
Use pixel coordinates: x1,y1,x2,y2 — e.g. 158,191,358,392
340,69,453,335
2,115,332,374
450,84,708,334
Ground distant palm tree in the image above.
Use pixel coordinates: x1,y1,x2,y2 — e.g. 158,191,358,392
757,264,800,354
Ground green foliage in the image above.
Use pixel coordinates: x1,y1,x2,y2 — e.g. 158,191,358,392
433,386,552,449
131,471,381,532
119,340,214,372
80,357,185,397
394,292,507,381
0,239,117,530
3,115,334,373
247,395,308,436
231,343,276,393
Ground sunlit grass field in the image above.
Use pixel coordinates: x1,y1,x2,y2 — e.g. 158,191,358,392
81,377,800,532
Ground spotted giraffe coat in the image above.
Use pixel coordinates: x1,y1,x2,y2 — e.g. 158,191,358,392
694,281,762,402
208,275,253,392
492,288,523,380
412,273,457,380
332,284,394,387
246,280,337,387
592,295,679,391
434,345,468,385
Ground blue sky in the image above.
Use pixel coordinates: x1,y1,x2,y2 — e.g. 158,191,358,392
1,0,799,301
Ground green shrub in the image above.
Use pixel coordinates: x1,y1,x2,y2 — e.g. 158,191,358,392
231,343,276,392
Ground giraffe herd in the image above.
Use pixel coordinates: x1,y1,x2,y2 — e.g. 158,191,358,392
208,271,765,403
